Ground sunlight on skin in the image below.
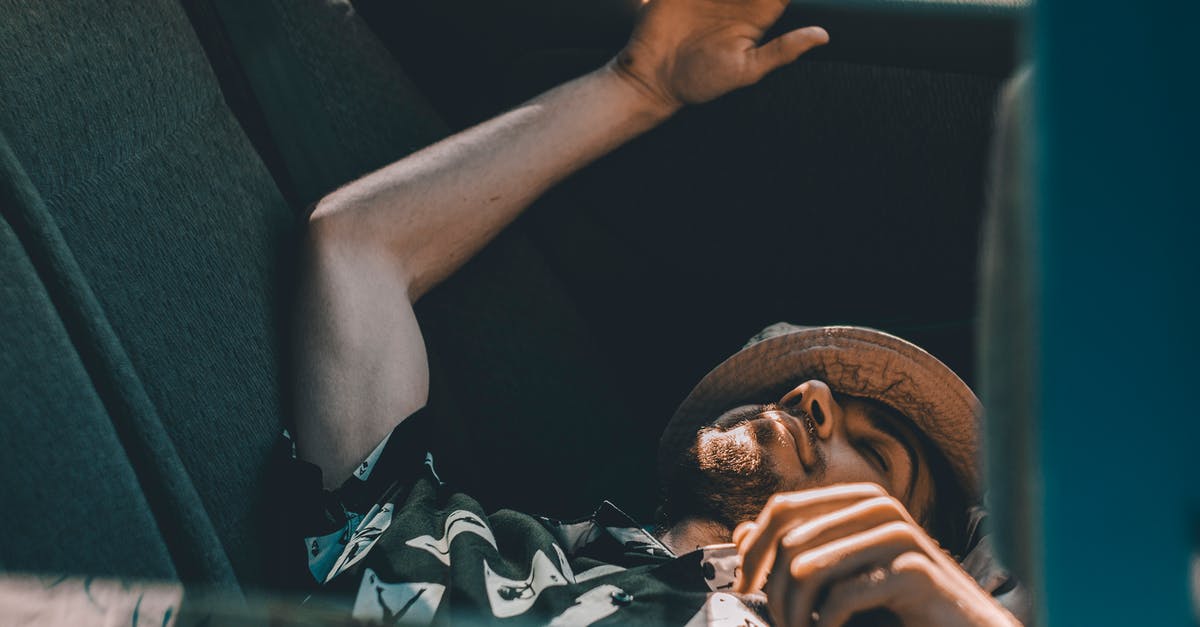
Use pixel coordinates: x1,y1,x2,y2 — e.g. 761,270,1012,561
696,423,760,473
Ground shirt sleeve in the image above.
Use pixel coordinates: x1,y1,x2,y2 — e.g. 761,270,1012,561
269,406,440,588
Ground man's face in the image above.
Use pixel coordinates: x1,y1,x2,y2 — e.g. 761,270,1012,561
666,379,935,529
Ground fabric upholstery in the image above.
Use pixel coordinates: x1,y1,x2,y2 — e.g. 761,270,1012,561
0,129,238,588
0,206,176,581
0,0,297,587
416,227,642,518
207,0,448,207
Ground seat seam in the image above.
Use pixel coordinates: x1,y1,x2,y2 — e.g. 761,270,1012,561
41,90,227,210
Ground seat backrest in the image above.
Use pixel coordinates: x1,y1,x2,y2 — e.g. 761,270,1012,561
0,184,177,582
202,0,449,208
0,0,297,589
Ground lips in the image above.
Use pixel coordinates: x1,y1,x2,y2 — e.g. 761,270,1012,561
773,411,813,473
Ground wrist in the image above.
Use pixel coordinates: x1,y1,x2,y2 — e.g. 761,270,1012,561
603,53,683,123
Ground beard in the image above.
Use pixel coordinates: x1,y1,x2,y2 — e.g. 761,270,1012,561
658,420,785,531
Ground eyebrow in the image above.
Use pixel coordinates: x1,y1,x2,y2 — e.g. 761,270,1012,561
862,405,921,502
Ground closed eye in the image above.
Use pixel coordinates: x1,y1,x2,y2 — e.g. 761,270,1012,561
861,441,889,473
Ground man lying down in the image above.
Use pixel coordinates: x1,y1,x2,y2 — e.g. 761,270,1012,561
292,0,1029,624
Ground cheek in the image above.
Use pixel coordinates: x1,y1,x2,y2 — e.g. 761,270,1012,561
820,442,891,492
694,424,763,473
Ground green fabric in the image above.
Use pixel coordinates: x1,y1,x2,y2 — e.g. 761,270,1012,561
0,207,177,581
0,0,297,587
0,130,237,588
209,0,448,207
417,227,642,519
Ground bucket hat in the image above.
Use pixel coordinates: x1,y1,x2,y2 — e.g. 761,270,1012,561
660,323,982,497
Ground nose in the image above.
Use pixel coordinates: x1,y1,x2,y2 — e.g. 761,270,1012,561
779,380,841,440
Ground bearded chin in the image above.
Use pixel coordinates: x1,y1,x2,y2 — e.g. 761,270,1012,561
661,422,783,531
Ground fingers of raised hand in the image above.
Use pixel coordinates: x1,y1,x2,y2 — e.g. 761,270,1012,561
767,522,926,627
747,26,829,80
734,484,903,594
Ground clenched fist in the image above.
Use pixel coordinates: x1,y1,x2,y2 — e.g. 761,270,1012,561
612,0,829,111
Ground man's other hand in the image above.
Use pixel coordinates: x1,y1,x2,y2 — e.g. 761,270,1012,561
731,484,1021,627
613,0,829,112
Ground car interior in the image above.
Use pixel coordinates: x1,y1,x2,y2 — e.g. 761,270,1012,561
1,0,1042,620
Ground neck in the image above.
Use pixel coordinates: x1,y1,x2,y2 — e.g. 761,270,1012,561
658,517,733,555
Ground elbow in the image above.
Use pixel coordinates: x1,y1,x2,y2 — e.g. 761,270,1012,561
304,191,422,300
305,191,385,265
304,193,370,275
307,191,359,251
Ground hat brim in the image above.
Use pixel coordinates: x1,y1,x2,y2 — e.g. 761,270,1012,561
659,326,981,498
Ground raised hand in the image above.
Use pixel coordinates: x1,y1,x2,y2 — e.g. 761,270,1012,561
732,484,1021,627
613,0,829,111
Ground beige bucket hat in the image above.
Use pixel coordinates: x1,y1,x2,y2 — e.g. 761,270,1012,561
659,323,982,498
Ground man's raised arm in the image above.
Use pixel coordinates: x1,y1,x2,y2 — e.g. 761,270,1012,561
294,0,829,485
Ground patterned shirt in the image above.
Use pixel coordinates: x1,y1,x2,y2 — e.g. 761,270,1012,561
281,408,771,625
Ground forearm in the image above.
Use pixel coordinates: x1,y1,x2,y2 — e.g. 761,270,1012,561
310,62,677,299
